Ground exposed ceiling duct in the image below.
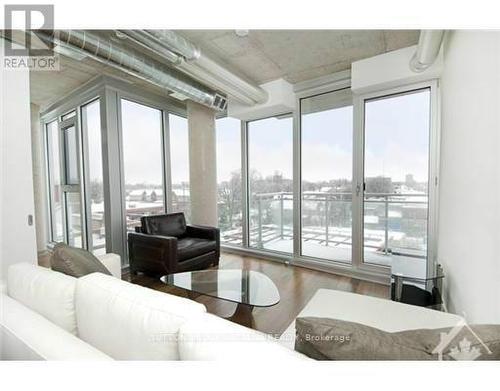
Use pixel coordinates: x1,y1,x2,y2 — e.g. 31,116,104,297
146,30,201,61
132,30,269,106
36,30,228,111
410,30,445,73
114,30,182,65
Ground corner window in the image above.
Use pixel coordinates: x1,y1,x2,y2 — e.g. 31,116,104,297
216,117,243,245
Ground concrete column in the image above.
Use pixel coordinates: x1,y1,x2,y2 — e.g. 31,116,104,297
187,100,217,226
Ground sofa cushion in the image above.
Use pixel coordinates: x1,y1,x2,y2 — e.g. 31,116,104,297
279,289,464,349
295,317,500,360
0,294,111,361
178,313,310,361
142,213,186,237
75,273,206,360
7,263,78,335
50,243,111,278
177,237,216,261
295,317,430,360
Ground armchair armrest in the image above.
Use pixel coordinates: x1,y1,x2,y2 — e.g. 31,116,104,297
127,232,178,275
97,253,122,279
186,225,219,242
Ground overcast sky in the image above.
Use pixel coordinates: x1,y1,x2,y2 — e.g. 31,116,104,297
217,88,430,184
93,89,430,187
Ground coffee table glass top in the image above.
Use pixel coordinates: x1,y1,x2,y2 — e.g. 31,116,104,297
160,269,280,307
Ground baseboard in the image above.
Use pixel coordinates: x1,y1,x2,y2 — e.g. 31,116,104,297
221,246,390,286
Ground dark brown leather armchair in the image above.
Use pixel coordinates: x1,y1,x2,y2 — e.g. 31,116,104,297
128,213,220,276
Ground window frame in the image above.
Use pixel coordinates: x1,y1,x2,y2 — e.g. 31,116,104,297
44,119,63,244
226,78,440,282
215,116,244,246
41,73,440,283
244,112,295,257
41,76,187,264
298,86,354,264
352,80,440,279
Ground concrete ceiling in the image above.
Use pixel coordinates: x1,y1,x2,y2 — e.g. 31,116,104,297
178,30,420,84
29,55,172,110
30,30,420,108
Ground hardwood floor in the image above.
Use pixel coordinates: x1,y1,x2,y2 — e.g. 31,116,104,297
39,250,389,336
123,252,389,336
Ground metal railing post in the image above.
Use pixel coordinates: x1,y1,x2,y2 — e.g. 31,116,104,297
257,196,263,247
325,195,329,246
384,195,389,255
280,193,284,239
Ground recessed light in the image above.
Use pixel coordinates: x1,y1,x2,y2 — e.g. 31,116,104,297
235,30,249,38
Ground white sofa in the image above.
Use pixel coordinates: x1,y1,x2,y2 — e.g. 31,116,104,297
0,256,306,361
1,255,464,361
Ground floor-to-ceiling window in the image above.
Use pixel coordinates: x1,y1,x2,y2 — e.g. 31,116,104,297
362,88,431,274
42,77,436,279
216,117,243,245
169,113,191,220
60,115,84,248
42,80,192,264
81,99,106,254
247,115,293,254
45,111,84,248
300,88,353,263
121,99,164,233
46,119,64,243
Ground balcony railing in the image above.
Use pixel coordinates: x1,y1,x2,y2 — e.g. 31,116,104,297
221,191,428,259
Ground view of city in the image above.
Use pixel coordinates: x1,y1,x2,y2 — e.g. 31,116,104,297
46,89,430,270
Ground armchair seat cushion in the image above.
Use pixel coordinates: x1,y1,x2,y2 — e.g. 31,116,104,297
177,238,216,262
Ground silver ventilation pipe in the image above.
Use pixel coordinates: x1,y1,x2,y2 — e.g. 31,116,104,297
145,30,268,105
146,30,201,61
37,30,227,110
114,30,254,105
115,30,183,65
410,30,445,73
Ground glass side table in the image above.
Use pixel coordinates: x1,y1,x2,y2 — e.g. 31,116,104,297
391,259,445,311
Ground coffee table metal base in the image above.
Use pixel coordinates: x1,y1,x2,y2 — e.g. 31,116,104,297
228,303,254,327
187,290,255,327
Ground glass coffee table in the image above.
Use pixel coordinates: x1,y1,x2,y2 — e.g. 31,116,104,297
160,269,280,326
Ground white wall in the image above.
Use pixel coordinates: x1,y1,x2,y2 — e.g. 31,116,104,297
228,78,295,121
438,31,500,323
30,103,48,254
0,39,38,277
351,45,443,94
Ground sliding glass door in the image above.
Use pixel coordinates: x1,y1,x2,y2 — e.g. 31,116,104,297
362,88,431,274
247,115,294,254
300,89,353,263
294,82,435,277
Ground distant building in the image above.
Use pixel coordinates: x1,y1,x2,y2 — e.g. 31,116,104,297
405,173,416,187
128,188,163,202
366,176,393,194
